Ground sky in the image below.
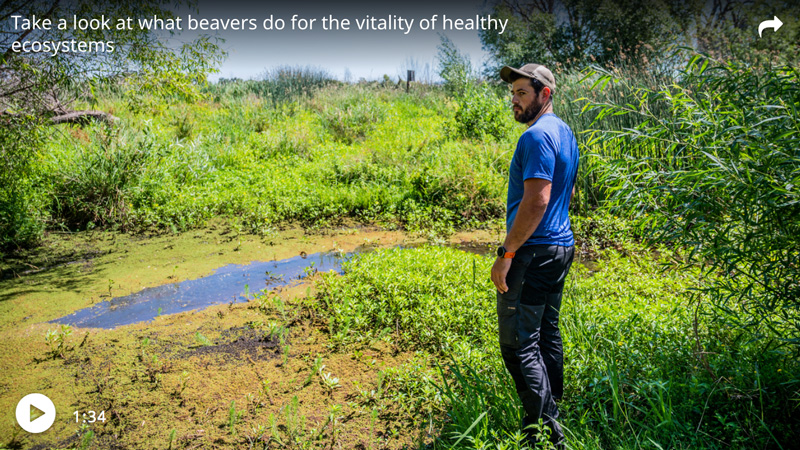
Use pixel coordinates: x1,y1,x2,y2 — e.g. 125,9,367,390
175,0,499,81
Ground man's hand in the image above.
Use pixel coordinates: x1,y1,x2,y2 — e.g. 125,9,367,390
491,257,513,293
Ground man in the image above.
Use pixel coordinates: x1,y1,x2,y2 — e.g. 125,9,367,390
491,63,578,448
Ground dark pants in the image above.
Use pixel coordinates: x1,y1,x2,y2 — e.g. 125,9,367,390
497,244,574,445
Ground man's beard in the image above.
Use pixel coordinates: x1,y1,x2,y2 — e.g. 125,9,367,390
514,100,543,124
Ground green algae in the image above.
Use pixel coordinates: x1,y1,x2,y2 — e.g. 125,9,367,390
0,225,495,449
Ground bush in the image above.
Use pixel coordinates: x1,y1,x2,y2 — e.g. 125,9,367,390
451,81,518,142
585,54,800,346
47,123,163,230
0,116,47,250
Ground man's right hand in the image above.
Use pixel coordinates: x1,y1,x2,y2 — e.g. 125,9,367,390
491,257,513,293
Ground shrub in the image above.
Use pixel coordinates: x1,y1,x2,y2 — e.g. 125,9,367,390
451,81,518,142
585,54,800,345
0,116,47,250
48,123,163,230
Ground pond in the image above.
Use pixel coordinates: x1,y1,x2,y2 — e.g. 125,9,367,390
51,251,347,329
50,242,501,329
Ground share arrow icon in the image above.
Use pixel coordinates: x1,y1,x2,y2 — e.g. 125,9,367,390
758,16,783,37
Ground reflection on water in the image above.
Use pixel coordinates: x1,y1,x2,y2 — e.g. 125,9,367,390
51,242,557,330
52,252,346,329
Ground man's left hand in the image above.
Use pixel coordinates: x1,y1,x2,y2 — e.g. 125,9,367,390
491,257,513,293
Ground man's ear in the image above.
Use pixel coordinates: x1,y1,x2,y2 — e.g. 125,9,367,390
541,86,551,101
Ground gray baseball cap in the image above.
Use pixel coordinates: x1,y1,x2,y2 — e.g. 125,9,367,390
500,63,556,91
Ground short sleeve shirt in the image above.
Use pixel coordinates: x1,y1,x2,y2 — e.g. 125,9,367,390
506,113,579,246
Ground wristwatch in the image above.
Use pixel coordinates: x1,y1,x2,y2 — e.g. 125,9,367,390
496,246,515,259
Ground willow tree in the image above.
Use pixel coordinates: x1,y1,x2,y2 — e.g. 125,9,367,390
0,0,223,250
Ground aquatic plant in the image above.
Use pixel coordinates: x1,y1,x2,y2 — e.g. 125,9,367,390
228,400,242,436
194,332,213,347
44,324,73,359
318,365,341,396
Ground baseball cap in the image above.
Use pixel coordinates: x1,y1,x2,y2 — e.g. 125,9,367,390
500,64,556,91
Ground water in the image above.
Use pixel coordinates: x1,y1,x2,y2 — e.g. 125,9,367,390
50,243,500,329
52,252,347,329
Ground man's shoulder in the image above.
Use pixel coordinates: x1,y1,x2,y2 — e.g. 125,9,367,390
520,114,569,143
533,113,572,132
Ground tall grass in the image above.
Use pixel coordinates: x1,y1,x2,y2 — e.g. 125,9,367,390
313,243,799,449
204,66,337,104
582,54,800,347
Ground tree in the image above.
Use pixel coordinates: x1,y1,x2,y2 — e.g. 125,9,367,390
480,0,692,74
479,0,799,74
0,0,224,250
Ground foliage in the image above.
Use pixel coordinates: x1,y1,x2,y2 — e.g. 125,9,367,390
0,0,223,250
47,122,163,230
207,66,337,105
480,0,688,73
318,246,495,354
1,0,223,114
479,0,799,75
0,116,46,250
452,82,518,142
313,244,799,448
45,324,73,358
437,35,475,97
436,36,519,142
33,83,506,236
315,86,388,144
584,54,800,345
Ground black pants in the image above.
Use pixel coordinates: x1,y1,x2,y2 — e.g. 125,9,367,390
497,244,574,444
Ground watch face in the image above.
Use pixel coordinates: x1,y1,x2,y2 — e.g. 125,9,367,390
497,246,505,257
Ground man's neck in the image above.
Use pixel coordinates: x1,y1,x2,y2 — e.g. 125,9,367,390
527,102,554,127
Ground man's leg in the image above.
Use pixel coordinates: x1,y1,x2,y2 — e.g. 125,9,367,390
496,247,539,434
513,245,575,446
515,301,562,445
539,246,574,402
539,295,564,401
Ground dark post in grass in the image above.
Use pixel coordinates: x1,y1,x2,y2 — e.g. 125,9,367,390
407,70,415,93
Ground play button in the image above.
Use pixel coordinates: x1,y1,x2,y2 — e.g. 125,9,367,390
16,393,56,433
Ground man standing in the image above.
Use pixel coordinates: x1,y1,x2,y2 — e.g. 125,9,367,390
491,64,578,448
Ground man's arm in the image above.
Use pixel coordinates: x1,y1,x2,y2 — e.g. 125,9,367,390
491,178,551,293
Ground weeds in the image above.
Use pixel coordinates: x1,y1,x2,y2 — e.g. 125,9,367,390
314,243,799,448
303,356,324,388
167,428,177,450
174,370,190,398
77,426,94,450
318,365,341,396
228,400,243,436
194,332,213,347
45,324,73,359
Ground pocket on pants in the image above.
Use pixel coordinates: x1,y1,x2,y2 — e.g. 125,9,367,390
497,295,519,348
518,303,546,344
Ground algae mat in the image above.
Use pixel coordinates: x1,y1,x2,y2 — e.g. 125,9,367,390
0,225,496,449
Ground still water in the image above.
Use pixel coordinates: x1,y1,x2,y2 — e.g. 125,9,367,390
52,252,346,329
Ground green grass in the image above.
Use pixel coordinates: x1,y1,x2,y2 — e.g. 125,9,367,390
7,58,798,448
38,82,510,237
312,244,799,449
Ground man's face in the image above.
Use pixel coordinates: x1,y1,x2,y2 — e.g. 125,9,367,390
511,78,543,124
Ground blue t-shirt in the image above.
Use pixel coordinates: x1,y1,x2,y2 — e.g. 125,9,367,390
506,113,579,246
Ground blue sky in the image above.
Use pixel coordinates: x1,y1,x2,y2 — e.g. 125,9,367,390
178,0,496,81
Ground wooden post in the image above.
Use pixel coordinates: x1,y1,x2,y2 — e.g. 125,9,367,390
407,70,415,93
